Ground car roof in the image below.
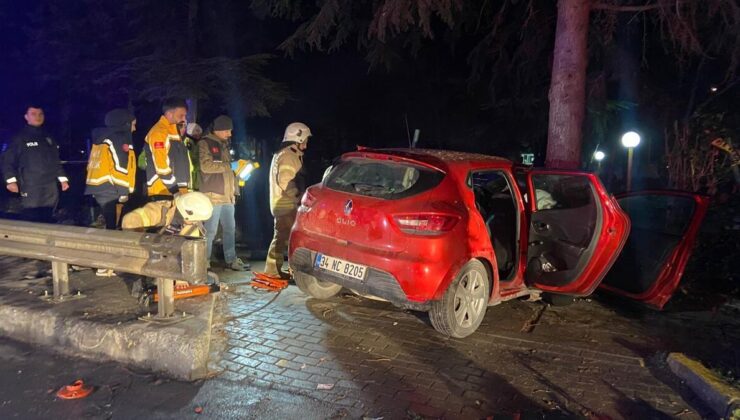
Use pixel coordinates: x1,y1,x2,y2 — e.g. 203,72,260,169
347,148,512,170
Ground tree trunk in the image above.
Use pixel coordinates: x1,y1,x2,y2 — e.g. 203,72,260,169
545,0,591,169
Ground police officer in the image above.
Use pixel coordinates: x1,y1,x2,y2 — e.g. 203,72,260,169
263,122,311,279
2,104,69,223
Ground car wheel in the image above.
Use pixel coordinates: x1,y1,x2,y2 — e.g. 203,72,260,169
294,271,342,299
429,260,489,338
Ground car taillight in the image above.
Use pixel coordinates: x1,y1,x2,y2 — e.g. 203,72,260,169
392,213,459,235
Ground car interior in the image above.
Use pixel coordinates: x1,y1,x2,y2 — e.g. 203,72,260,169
601,194,695,294
524,174,601,286
471,172,518,280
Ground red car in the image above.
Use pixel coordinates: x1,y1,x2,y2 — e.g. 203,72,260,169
289,148,708,338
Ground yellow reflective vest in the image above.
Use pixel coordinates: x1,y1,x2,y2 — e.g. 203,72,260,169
85,138,136,196
144,116,191,197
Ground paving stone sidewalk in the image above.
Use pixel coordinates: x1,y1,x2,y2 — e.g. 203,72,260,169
214,268,714,419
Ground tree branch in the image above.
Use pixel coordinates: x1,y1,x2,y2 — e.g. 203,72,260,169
591,1,670,13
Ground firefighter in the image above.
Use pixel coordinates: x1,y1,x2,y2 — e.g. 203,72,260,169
144,98,191,200
198,115,249,271
2,104,69,223
122,192,215,288
121,191,213,238
264,122,311,279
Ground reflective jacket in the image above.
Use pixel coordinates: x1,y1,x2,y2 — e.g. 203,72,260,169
121,200,202,237
269,144,303,216
144,116,190,197
84,127,135,197
1,125,67,188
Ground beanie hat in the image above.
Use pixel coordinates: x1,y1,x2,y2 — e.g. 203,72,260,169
213,115,233,131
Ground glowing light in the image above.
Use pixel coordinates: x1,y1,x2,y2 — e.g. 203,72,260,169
621,131,641,148
593,151,605,161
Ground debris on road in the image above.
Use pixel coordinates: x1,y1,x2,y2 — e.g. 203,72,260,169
521,304,547,333
56,379,93,400
317,383,335,390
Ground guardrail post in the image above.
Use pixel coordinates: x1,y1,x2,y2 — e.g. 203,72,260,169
52,261,70,298
156,278,175,318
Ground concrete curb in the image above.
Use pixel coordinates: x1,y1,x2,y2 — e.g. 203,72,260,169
0,299,212,380
667,352,740,419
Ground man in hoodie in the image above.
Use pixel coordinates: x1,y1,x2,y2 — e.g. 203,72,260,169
84,108,137,229
144,98,190,200
2,104,69,223
84,108,137,276
198,115,249,271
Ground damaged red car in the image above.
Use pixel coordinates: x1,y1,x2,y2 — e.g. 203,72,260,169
289,148,708,338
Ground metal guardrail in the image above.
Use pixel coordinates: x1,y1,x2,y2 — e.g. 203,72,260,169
0,219,207,322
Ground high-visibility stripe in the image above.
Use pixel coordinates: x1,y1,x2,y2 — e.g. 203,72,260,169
103,139,127,174
87,175,130,188
132,208,151,227
147,173,175,186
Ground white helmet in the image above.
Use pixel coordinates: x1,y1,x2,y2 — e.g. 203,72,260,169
175,192,213,222
283,122,312,144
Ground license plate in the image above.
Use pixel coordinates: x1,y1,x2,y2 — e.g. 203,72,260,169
314,253,367,280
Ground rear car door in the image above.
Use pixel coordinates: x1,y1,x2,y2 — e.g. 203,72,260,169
599,191,709,309
523,170,630,296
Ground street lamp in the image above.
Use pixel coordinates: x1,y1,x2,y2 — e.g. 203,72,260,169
593,150,605,172
621,131,641,191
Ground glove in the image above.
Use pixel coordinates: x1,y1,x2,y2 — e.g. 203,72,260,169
178,187,189,195
118,195,129,203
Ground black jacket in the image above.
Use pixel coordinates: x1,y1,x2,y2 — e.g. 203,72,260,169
1,125,67,188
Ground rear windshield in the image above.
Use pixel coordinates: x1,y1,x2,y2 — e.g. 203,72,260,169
324,158,444,199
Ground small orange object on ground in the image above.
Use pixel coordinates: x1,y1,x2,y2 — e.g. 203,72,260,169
56,379,93,399
153,283,212,302
250,272,289,292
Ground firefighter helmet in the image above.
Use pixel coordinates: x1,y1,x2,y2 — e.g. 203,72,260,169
282,122,312,144
175,192,213,222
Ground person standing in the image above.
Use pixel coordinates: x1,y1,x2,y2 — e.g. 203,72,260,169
184,122,203,190
144,98,190,200
264,122,311,279
2,104,69,223
84,108,137,276
198,115,249,271
84,109,137,225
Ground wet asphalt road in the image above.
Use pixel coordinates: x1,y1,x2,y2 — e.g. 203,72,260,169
0,337,348,420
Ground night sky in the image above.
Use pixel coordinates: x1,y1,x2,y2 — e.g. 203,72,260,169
0,1,737,195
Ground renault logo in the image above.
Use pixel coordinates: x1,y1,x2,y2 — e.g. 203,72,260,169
344,199,353,216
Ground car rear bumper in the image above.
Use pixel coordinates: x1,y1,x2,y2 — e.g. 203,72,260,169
290,247,429,309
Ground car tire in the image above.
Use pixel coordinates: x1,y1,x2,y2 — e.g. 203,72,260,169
429,260,490,338
294,271,342,299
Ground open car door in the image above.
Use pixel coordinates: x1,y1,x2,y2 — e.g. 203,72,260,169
599,191,709,309
523,171,630,296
